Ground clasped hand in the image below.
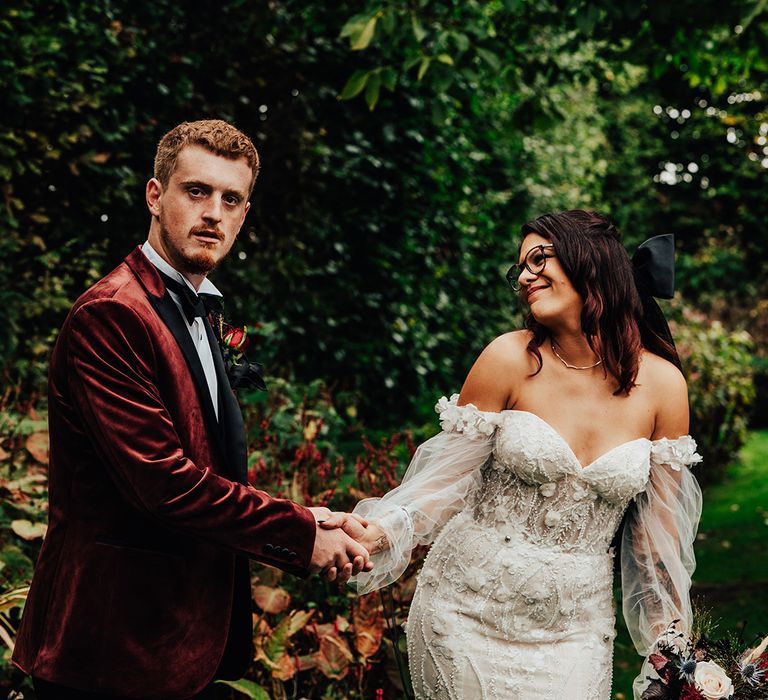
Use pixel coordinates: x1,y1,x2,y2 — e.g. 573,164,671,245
308,506,387,583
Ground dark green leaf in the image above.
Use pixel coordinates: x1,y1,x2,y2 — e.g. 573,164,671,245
476,47,501,71
411,14,427,43
365,72,382,110
339,70,370,100
381,67,397,91
215,679,271,700
417,57,431,81
575,4,601,34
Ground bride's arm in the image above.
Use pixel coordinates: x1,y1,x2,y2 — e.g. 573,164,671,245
345,397,499,593
341,334,526,594
622,361,703,696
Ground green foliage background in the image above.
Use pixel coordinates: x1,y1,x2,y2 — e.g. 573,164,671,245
1,0,766,428
1,0,767,697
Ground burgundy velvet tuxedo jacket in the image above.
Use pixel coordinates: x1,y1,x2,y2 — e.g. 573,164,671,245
13,247,317,698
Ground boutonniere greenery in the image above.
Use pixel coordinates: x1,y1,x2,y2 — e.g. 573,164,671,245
208,308,267,391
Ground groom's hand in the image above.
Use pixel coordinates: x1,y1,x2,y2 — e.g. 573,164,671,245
309,518,373,584
320,513,389,559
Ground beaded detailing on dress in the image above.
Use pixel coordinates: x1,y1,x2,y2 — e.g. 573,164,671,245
402,396,701,700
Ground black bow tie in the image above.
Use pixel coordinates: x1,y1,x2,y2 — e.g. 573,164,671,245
159,271,221,325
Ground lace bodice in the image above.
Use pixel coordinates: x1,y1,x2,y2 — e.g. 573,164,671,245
352,395,701,647
475,410,652,554
350,395,702,699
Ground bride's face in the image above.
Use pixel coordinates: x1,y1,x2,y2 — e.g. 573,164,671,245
517,232,583,326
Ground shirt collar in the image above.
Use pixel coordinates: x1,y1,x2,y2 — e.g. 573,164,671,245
141,240,222,298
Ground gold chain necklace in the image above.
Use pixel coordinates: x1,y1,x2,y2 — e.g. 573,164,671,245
550,339,602,370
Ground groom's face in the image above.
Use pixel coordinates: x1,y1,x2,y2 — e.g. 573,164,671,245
147,145,252,276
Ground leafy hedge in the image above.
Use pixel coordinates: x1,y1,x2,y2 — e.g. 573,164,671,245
672,308,756,485
4,1,767,428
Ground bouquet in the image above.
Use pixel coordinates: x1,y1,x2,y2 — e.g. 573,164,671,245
641,620,768,699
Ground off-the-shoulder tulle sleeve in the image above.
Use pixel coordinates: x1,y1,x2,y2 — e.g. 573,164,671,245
621,436,703,696
350,394,500,594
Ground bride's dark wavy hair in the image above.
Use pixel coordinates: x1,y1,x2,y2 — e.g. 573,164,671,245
520,210,679,395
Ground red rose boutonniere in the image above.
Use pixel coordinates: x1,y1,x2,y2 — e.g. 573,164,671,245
207,307,266,391
222,325,249,354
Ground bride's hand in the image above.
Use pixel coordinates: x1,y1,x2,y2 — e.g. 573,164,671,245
319,513,389,556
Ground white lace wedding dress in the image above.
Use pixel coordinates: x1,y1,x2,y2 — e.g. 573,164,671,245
351,396,702,700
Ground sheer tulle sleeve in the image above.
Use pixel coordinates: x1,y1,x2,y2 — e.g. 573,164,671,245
621,435,703,661
350,394,500,594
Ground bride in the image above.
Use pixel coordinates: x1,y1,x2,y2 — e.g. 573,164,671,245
324,210,702,699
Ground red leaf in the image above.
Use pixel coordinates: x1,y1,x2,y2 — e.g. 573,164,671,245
25,431,49,464
353,593,385,660
315,631,354,680
648,653,670,671
252,585,291,614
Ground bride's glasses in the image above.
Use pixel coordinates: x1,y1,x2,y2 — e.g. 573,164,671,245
506,244,556,291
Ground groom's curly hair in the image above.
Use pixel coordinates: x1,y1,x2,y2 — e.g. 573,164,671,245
154,119,260,195
519,210,679,395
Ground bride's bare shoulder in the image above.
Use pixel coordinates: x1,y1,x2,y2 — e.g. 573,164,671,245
483,329,534,362
638,350,686,391
458,330,533,411
638,350,690,438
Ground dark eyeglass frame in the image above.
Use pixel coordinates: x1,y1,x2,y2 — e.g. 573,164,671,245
506,244,556,292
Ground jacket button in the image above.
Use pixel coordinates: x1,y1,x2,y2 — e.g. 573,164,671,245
264,543,274,553
288,551,297,560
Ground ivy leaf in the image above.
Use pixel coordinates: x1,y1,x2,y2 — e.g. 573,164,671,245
339,70,370,100
436,53,454,65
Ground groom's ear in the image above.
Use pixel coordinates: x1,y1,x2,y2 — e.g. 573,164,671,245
146,178,163,218
235,200,250,233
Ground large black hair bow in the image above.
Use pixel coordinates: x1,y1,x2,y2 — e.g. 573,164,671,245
632,233,675,299
631,233,678,362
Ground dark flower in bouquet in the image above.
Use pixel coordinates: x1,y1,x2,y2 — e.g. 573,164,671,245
641,620,768,700
207,307,266,391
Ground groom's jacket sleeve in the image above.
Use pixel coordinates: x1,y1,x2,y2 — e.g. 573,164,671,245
64,296,316,573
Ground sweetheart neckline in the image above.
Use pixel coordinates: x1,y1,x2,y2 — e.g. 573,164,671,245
502,409,650,471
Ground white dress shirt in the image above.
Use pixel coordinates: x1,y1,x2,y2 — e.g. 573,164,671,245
141,241,222,420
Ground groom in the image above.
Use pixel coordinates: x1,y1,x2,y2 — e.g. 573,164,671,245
12,120,371,700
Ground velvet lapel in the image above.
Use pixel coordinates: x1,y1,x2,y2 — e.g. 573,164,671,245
125,247,226,464
204,319,248,485
148,293,225,452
